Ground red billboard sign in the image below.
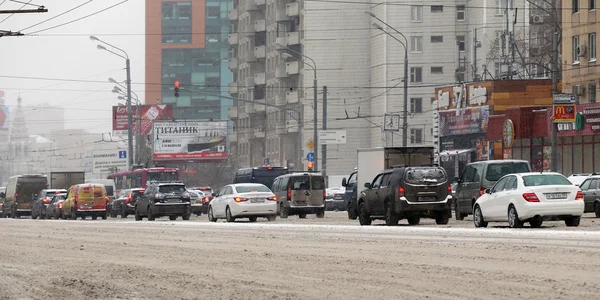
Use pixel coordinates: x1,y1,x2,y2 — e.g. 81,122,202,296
553,105,576,123
112,104,173,135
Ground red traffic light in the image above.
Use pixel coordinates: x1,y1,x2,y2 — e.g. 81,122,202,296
174,81,180,88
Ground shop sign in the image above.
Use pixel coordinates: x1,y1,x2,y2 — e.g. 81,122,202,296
469,86,488,105
582,108,600,115
593,124,600,131
438,106,489,136
558,113,585,131
503,119,515,148
437,90,450,108
553,105,576,123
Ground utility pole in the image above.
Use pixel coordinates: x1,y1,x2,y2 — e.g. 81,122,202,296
322,86,327,182
550,33,559,171
313,73,318,171
473,28,478,81
125,58,134,169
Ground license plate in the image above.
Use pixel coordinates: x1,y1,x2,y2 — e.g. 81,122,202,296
545,193,568,199
419,197,437,202
250,198,265,203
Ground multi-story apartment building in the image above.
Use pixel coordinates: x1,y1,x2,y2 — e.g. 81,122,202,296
228,0,371,174
562,0,599,104
146,0,233,121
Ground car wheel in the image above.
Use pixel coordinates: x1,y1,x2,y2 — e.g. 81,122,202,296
316,209,325,219
169,216,177,221
147,206,155,221
32,209,38,220
529,219,543,228
121,205,128,218
10,205,17,219
473,205,488,228
384,202,399,226
225,206,235,223
435,211,450,225
70,208,77,220
101,212,107,220
208,207,217,222
92,215,98,220
134,207,142,221
565,216,581,227
407,216,420,225
182,213,190,221
595,202,600,218
249,216,257,222
81,215,87,220
266,215,276,222
279,204,288,219
358,202,371,226
455,201,465,221
298,213,307,219
508,205,523,228
347,201,358,220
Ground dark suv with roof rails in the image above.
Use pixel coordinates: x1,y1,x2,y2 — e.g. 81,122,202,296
135,182,191,221
357,165,452,226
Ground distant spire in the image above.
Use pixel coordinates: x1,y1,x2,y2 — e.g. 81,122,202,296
10,96,29,143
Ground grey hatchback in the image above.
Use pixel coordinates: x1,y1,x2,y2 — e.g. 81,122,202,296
454,160,531,220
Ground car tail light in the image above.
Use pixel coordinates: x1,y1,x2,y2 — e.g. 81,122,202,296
42,198,51,204
203,197,210,203
234,197,249,202
397,186,405,197
323,190,327,201
575,191,584,201
58,202,63,209
479,187,487,196
447,185,452,196
126,196,131,204
14,193,18,198
522,193,540,202
267,196,277,201
287,185,291,200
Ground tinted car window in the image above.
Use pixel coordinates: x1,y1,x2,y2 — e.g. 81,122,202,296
591,179,600,190
485,163,530,181
290,176,311,190
405,168,446,184
505,176,517,190
311,176,325,189
159,185,187,193
348,173,357,183
492,176,509,192
236,185,271,193
461,165,475,182
522,175,572,187
580,179,592,190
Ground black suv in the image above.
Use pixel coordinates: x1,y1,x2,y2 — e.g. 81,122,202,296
356,166,452,226
135,182,191,221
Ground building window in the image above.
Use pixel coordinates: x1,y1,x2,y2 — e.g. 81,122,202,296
410,67,423,83
410,98,423,113
431,5,443,12
431,66,443,74
411,6,423,22
431,35,443,43
411,129,423,144
590,82,597,103
456,5,466,21
590,33,597,61
495,0,504,15
162,2,192,44
573,35,580,63
207,6,220,18
573,0,580,13
411,36,423,52
457,35,466,51
591,0,597,10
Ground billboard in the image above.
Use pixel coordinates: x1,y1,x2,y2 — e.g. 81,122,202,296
112,104,173,136
153,120,227,160
552,105,576,123
92,149,128,174
438,106,490,137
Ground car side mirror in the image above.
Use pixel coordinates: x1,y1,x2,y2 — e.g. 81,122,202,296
364,182,371,189
341,178,347,187
211,193,217,197
485,189,491,194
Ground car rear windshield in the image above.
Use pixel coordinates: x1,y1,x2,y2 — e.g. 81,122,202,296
522,175,572,187
289,176,325,190
159,185,187,194
404,168,447,184
105,186,114,196
485,163,530,181
236,185,271,193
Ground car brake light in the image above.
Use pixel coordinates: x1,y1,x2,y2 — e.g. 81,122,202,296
522,193,540,202
14,193,18,197
323,190,326,201
479,187,487,196
267,196,277,201
575,191,584,201
398,186,405,197
234,197,249,202
447,185,452,196
287,185,291,200
58,202,63,208
43,198,51,204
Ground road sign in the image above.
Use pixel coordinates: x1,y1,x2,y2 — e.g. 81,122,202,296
119,150,127,159
92,149,128,174
306,152,315,162
553,94,576,104
318,130,347,144
306,139,314,150
553,105,576,123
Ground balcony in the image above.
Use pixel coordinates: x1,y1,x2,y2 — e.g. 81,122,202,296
254,72,266,85
275,37,287,48
254,19,266,32
287,119,299,133
246,49,256,62
254,0,266,6
228,8,238,21
253,127,266,139
242,0,258,11
228,82,238,94
228,34,238,45
286,2,299,17
254,45,265,59
228,106,238,119
254,99,266,112
275,9,288,22
286,31,300,45
245,76,255,87
275,68,288,78
228,57,238,70
286,90,299,103
286,60,300,75
275,94,286,106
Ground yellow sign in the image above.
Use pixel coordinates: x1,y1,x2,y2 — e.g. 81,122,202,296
306,139,314,150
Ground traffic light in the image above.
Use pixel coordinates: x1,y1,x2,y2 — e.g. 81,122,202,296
174,81,180,97
307,161,314,171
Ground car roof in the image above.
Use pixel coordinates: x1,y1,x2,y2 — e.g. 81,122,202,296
231,183,267,187
470,159,530,165
156,182,185,186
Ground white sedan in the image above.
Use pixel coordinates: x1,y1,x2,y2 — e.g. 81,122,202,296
473,172,584,228
208,183,277,222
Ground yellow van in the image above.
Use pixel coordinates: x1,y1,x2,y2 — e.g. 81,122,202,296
62,184,109,220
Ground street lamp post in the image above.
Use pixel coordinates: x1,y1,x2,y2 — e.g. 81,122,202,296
112,78,142,166
90,35,134,169
277,44,317,171
366,12,409,147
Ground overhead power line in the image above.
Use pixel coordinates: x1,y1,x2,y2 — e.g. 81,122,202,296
19,0,94,32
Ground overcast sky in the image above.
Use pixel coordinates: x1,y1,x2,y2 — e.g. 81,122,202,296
0,0,145,134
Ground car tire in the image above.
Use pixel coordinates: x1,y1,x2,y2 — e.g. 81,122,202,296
473,205,488,228
266,215,276,222
70,208,77,220
595,202,600,218
435,211,450,225
147,206,155,221
298,213,307,219
529,219,543,228
407,216,421,225
249,216,257,222
208,207,217,222
384,202,399,226
279,204,288,219
225,206,235,223
121,205,128,218
182,213,190,221
455,201,465,221
10,205,17,219
81,215,87,220
347,201,358,220
565,216,581,227
169,216,177,221
101,212,107,220
134,207,142,221
358,202,371,226
508,205,523,228
32,209,38,220
92,215,98,220
316,209,325,219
